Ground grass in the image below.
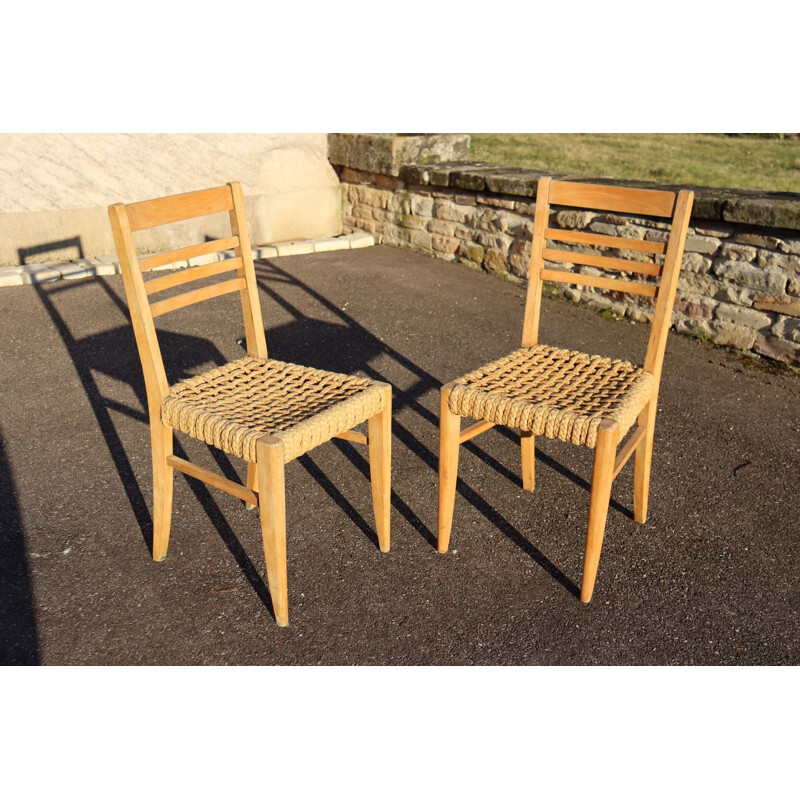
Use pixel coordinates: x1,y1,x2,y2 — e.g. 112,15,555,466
469,133,800,193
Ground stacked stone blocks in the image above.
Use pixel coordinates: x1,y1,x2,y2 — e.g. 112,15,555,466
338,165,800,365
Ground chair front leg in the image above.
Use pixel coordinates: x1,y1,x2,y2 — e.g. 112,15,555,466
256,435,288,627
580,419,619,603
520,431,535,491
368,383,392,553
634,398,657,524
438,383,461,553
151,420,174,562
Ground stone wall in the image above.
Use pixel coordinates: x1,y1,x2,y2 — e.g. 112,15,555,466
330,136,800,365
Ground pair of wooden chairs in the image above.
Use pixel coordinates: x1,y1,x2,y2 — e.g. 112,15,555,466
108,178,693,626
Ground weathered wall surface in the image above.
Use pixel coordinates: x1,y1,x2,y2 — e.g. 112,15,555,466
330,136,800,365
0,134,342,264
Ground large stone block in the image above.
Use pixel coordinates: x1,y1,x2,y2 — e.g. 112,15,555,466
719,242,757,262
712,261,787,294
555,210,596,229
681,252,714,274
410,195,434,217
754,333,800,363
757,250,800,272
431,235,460,255
434,201,475,224
772,315,800,342
685,236,722,255
484,168,547,198
674,293,717,320
328,134,471,177
724,197,800,231
459,242,485,264
483,249,508,274
710,326,758,351
714,302,773,330
753,298,800,317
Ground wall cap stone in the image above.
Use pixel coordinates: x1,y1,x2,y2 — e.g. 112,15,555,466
329,133,471,177
333,136,800,233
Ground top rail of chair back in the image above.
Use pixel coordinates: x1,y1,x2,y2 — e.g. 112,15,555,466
546,180,677,218
122,185,235,232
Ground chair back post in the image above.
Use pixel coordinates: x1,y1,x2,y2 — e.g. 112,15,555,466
108,202,170,424
108,183,271,421
521,176,552,347
520,178,695,380
227,181,267,358
643,189,694,383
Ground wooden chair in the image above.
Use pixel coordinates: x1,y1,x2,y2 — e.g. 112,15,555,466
438,178,693,602
108,183,391,626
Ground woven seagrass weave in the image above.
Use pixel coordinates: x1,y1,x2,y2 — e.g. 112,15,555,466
162,356,386,463
448,344,655,448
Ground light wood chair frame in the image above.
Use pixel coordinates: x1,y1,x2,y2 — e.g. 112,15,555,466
108,182,391,626
438,177,694,602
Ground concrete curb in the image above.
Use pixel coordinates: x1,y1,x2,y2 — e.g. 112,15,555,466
0,232,375,288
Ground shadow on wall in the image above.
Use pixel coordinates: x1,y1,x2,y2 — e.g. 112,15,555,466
0,425,39,665
18,236,84,265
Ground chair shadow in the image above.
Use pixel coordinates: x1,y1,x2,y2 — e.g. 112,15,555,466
18,236,84,265
254,259,597,596
29,249,620,611
0,425,39,664
33,277,283,620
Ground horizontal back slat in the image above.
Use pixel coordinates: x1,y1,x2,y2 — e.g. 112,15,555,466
150,277,246,318
548,180,676,217
543,248,662,277
139,236,240,271
126,185,234,232
540,268,658,298
545,228,666,255
144,257,243,295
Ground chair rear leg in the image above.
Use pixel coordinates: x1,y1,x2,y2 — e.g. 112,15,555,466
368,384,392,553
438,383,461,553
634,399,657,524
152,421,174,562
580,420,619,603
520,431,535,491
256,436,288,627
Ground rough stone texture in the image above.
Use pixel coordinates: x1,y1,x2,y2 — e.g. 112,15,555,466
714,303,773,330
710,326,758,351
328,134,471,177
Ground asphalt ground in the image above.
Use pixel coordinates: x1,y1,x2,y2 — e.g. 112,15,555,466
1,245,798,665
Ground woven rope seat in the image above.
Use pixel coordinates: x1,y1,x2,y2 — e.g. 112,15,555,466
448,344,655,448
162,355,386,463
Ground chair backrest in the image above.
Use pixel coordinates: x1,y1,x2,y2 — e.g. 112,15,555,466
522,177,694,384
108,182,267,424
